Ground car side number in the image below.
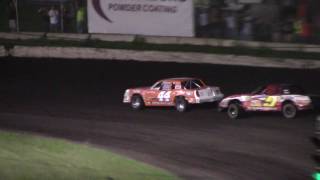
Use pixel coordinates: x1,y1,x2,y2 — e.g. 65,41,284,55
158,91,171,102
263,96,277,107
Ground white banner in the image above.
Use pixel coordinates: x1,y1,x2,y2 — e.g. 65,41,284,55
88,0,194,37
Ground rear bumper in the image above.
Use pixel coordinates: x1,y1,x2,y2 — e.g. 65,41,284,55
297,104,313,111
196,94,224,103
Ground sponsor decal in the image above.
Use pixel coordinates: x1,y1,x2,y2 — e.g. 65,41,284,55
158,91,171,102
88,0,194,36
92,0,113,23
92,0,187,23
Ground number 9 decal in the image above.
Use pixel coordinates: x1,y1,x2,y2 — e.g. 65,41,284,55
263,96,277,107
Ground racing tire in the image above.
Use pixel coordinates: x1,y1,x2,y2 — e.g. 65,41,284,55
227,103,243,119
282,103,297,119
131,95,144,110
175,97,188,112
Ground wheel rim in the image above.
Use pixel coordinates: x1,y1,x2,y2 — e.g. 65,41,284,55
176,100,186,112
284,105,296,118
178,103,185,111
228,106,238,118
132,98,141,108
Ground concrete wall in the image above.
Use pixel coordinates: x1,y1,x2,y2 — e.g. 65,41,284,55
0,46,7,57
1,32,320,53
0,32,45,40
10,46,320,69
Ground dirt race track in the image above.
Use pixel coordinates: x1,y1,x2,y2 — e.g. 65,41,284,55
0,58,319,180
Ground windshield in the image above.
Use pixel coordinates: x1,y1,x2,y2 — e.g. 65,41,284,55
151,81,161,89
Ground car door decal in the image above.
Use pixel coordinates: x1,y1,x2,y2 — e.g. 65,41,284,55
250,95,264,107
263,96,277,107
158,91,172,102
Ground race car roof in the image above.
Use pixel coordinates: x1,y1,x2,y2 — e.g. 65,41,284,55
160,77,199,82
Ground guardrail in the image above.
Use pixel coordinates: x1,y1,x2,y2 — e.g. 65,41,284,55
1,32,320,53
9,46,320,69
0,46,7,57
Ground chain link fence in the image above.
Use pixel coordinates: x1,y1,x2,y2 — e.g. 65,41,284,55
1,0,320,44
0,0,85,33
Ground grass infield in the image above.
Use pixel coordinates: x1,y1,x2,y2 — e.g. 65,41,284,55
0,130,178,180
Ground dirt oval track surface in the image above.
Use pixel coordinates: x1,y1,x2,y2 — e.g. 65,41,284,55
0,58,319,180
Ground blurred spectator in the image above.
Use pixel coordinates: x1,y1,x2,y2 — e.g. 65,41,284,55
196,7,209,37
297,0,308,18
198,9,208,27
207,6,223,38
63,4,75,33
294,17,312,43
38,7,49,32
8,1,17,32
281,16,295,42
48,6,59,32
249,0,280,41
280,0,296,20
76,6,85,33
240,9,253,41
224,11,238,39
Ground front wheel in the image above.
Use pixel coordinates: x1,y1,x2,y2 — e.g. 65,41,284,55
227,103,243,119
282,103,297,119
131,95,144,110
175,97,188,112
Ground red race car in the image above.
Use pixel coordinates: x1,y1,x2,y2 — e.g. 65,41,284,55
219,84,313,119
123,77,224,112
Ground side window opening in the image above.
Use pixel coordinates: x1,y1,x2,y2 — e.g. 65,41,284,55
174,82,181,90
181,81,187,89
251,86,266,95
160,82,173,91
263,85,280,95
184,81,192,90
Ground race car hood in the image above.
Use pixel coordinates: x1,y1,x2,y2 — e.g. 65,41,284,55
127,87,150,93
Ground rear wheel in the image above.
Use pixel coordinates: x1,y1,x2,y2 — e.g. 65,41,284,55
131,95,144,110
175,97,188,112
282,103,297,119
227,103,243,119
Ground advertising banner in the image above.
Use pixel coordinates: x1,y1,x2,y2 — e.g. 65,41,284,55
88,0,194,37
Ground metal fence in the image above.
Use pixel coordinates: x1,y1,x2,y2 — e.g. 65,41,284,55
0,0,85,33
194,0,320,44
1,0,320,44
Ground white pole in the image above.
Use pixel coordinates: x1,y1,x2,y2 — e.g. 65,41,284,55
14,0,19,32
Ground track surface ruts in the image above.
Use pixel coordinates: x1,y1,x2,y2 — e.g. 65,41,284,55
0,58,319,180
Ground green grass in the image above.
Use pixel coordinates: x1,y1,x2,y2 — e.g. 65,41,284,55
1,37,320,60
0,130,179,180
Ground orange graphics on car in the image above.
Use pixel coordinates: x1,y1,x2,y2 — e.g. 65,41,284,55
123,77,224,112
